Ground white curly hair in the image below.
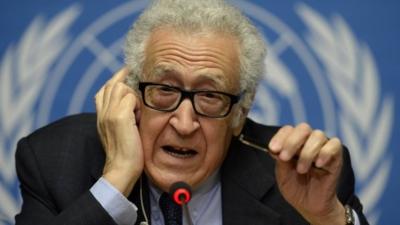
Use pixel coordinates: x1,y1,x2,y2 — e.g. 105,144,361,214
124,0,267,111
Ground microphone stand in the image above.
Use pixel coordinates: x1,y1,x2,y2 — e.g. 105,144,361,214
180,196,194,225
170,182,194,225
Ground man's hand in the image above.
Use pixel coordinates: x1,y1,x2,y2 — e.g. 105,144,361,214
95,68,143,197
269,123,345,225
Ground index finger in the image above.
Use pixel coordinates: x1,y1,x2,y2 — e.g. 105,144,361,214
107,67,130,85
95,67,130,113
268,125,294,153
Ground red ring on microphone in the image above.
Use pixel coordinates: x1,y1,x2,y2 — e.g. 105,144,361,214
173,188,191,205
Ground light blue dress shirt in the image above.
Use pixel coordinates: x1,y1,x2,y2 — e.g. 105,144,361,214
90,177,137,225
149,172,222,225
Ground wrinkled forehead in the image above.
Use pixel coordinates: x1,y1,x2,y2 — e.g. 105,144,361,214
142,27,241,90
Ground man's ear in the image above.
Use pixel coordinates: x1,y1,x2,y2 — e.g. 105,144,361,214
232,91,255,136
232,107,248,136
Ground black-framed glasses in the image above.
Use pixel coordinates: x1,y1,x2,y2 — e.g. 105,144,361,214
138,82,241,118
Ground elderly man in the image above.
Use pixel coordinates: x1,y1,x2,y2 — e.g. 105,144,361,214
15,0,368,225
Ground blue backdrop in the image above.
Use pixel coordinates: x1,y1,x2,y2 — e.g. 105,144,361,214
0,1,399,224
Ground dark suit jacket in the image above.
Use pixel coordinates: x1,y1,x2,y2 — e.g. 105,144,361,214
15,113,368,225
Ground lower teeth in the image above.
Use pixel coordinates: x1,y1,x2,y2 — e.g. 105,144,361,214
164,147,195,158
168,151,191,158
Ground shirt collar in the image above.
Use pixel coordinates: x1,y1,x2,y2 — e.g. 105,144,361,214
148,170,221,222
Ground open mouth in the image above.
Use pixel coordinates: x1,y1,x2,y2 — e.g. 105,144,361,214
162,145,198,158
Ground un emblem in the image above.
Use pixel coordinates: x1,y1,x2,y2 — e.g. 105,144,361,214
0,1,394,224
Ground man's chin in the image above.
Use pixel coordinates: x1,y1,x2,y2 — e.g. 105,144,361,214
144,169,201,192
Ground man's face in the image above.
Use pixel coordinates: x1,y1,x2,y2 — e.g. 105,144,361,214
138,27,241,191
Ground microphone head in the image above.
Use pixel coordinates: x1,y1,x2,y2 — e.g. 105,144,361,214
169,181,192,205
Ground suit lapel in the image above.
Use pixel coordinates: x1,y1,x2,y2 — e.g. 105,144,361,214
221,137,281,225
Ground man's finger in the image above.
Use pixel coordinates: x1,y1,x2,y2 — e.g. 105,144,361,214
279,123,312,161
119,93,138,121
296,129,327,174
315,137,342,170
108,82,134,113
95,86,105,114
269,125,293,153
103,68,130,112
106,67,130,85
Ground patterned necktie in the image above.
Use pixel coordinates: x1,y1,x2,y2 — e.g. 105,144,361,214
159,192,182,225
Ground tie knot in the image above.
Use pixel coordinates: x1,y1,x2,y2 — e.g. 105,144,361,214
159,193,182,225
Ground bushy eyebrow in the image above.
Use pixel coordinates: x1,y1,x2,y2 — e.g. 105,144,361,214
146,65,230,90
147,64,177,79
195,73,227,89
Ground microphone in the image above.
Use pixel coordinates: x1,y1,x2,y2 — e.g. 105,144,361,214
169,182,194,225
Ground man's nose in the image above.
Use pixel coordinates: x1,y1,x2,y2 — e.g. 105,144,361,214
169,98,200,135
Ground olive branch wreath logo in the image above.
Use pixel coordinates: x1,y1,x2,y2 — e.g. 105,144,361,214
0,6,79,224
